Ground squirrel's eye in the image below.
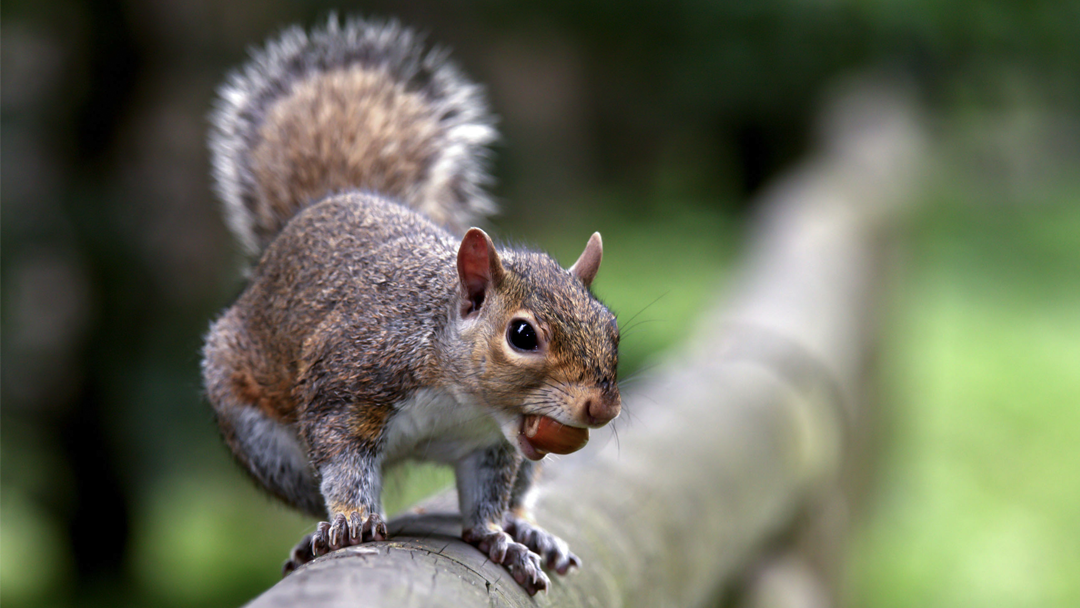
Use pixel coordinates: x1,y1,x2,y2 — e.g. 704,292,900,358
507,319,539,352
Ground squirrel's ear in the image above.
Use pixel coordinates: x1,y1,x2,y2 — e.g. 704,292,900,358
457,228,504,318
569,232,603,288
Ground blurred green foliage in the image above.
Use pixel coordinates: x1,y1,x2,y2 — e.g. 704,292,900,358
846,193,1080,608
2,0,1078,606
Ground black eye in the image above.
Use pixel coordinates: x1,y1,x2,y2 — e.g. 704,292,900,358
507,319,539,352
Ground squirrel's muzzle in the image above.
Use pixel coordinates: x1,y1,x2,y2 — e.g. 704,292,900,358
585,394,621,427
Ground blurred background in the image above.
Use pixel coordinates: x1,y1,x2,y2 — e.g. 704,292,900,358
2,1,1078,606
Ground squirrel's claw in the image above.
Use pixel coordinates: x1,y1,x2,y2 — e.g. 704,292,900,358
362,512,388,542
506,543,547,595
328,514,351,549
281,511,388,576
463,525,550,595
311,520,333,555
503,513,581,575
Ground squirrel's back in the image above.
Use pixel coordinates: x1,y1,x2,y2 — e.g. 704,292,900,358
209,16,497,256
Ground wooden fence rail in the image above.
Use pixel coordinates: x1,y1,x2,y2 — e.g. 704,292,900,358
246,79,924,608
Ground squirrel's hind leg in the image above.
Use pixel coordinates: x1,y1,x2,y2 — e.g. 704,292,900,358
211,402,325,518
203,314,325,517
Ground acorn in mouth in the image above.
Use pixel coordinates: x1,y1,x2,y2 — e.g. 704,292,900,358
517,415,590,461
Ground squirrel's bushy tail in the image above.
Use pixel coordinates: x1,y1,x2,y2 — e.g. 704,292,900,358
209,16,498,256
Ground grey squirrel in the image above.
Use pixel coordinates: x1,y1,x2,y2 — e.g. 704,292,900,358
200,16,621,594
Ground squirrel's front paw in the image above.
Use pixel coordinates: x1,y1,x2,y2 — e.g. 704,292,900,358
463,525,549,595
503,513,581,575
282,511,388,575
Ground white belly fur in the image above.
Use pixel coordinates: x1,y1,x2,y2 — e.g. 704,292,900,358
382,388,507,465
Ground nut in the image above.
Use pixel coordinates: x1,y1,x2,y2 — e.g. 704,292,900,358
523,415,589,455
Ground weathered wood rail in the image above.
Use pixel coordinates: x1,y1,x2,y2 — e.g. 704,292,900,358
246,80,924,608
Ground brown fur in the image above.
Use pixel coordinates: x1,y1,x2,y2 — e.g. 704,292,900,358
202,17,616,589
203,190,620,512
250,67,446,245
209,16,496,256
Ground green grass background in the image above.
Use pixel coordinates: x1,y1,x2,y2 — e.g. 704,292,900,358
845,197,1080,607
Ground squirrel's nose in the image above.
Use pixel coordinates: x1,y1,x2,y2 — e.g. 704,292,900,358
584,395,620,427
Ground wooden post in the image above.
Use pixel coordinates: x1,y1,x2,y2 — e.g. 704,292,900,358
246,79,925,608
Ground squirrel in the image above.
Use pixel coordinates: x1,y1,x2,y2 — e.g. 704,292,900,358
200,16,621,594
